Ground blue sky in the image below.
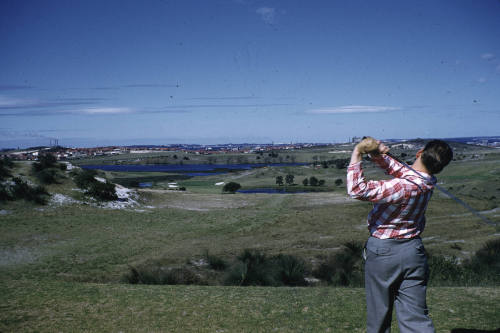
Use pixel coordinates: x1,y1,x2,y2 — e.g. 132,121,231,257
1,0,499,148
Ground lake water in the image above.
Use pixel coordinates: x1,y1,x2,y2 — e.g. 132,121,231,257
81,163,307,176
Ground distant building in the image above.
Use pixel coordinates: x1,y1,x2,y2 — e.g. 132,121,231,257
352,136,362,143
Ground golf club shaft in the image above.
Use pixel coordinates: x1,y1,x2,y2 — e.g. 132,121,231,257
385,152,496,227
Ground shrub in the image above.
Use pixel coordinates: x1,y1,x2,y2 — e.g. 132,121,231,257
35,168,61,185
223,182,241,193
274,254,307,286
333,158,349,169
335,178,343,186
463,238,500,285
72,169,117,201
73,169,98,189
0,183,13,201
0,157,13,181
87,181,118,201
205,251,228,271
11,177,49,204
124,265,201,285
225,249,278,286
224,250,307,287
428,254,464,286
427,239,500,286
313,242,364,287
32,153,58,172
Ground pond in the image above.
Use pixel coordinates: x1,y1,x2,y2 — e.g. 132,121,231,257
81,162,308,176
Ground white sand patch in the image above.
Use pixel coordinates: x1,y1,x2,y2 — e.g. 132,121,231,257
61,161,76,170
94,176,106,183
97,184,139,209
50,193,81,206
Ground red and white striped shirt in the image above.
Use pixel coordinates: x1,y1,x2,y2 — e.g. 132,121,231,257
347,154,436,239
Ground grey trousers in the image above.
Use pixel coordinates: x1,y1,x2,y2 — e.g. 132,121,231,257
365,236,435,333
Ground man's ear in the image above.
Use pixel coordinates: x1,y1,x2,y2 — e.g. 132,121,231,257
416,149,424,158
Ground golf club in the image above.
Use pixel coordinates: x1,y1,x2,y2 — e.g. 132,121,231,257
384,151,496,227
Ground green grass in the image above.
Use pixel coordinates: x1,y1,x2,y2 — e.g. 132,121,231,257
1,280,499,332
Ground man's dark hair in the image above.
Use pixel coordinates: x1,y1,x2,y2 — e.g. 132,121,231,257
421,140,453,174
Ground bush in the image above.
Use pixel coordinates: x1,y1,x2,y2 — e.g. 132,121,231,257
11,177,49,204
87,181,118,201
428,238,500,286
205,251,228,271
224,250,307,287
0,157,13,181
0,183,13,201
313,242,364,287
225,249,278,286
35,168,61,185
32,153,58,172
72,169,118,201
274,254,307,286
333,158,349,169
73,169,98,189
427,254,465,286
124,265,201,285
223,182,241,193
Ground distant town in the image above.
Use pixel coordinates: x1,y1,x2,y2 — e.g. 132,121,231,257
1,136,499,161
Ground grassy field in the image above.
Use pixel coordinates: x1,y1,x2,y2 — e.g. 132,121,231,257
1,144,499,332
1,280,499,332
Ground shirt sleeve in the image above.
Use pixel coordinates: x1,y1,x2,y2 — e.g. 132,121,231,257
370,154,407,178
347,160,410,204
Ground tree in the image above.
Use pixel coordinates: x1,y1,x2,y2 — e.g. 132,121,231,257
87,181,118,201
302,178,309,186
223,182,241,193
335,178,343,186
309,176,319,186
32,153,58,172
276,176,284,186
285,174,294,185
333,158,349,169
318,179,325,186
0,157,13,181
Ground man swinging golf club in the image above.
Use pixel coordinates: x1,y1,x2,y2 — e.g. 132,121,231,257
347,137,453,333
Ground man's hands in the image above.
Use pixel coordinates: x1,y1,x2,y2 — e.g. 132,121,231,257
350,137,389,166
355,137,390,155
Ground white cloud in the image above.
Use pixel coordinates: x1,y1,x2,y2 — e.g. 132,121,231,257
77,107,133,115
481,53,495,61
307,105,401,114
256,7,275,24
0,95,31,108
